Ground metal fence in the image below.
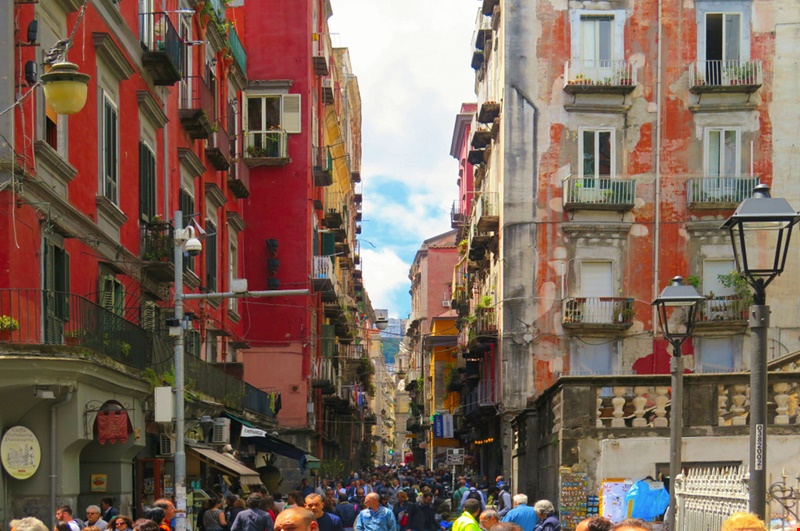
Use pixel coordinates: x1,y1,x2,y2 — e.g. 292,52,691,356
675,466,750,531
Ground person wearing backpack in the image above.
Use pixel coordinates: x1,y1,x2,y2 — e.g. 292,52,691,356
459,488,485,512
495,483,512,518
405,492,437,531
335,493,359,531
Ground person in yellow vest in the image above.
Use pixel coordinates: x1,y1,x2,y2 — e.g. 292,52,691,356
452,499,482,531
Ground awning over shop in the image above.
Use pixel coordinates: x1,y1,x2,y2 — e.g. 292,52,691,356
187,445,262,486
223,412,314,464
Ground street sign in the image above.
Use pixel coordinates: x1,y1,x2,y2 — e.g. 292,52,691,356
446,448,464,465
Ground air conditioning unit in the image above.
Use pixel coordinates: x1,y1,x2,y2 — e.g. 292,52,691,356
159,433,175,456
211,418,231,445
442,300,451,308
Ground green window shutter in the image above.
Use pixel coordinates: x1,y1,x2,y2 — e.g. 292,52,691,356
205,221,217,291
141,301,158,332
140,142,156,222
282,94,301,133
321,232,335,256
321,324,336,358
104,99,119,203
100,275,115,312
54,247,69,320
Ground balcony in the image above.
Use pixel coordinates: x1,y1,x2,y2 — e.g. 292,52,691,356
205,122,231,171
139,12,183,85
475,307,498,337
686,176,759,210
0,289,151,370
243,383,275,419
227,160,250,199
243,131,289,167
323,208,343,229
467,148,485,165
179,77,215,139
313,146,333,186
563,60,637,95
473,192,499,232
481,0,499,16
471,127,493,149
689,60,762,94
562,176,636,211
695,296,748,331
322,77,334,105
312,256,335,296
312,33,330,76
562,297,635,332
471,49,484,71
477,101,500,124
311,355,336,391
227,27,247,74
451,201,466,229
141,221,175,282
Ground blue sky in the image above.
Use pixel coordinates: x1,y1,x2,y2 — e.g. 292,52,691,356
329,0,478,318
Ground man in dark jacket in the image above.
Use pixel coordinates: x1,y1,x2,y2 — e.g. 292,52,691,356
231,494,275,531
532,500,560,531
335,494,358,531
306,494,344,531
404,493,437,531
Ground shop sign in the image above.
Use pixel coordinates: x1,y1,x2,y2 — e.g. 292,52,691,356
1,426,41,480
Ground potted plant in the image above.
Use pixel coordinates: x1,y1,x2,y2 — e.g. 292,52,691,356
0,315,19,340
65,329,86,346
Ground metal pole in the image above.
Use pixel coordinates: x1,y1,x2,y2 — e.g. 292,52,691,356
173,211,187,531
667,341,683,531
749,303,769,520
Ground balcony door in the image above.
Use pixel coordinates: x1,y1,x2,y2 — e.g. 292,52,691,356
704,12,742,84
705,128,740,199
43,240,69,344
581,15,614,78
580,261,613,323
703,259,735,320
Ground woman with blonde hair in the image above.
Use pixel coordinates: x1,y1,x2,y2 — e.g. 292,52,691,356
720,512,767,531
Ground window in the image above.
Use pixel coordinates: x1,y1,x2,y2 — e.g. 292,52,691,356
580,129,614,183
180,188,195,272
705,13,741,63
100,274,125,317
697,337,736,373
705,128,740,177
228,231,239,315
581,16,613,66
101,95,119,203
244,94,301,157
139,141,157,222
205,221,217,291
579,261,614,323
43,240,70,344
571,341,614,375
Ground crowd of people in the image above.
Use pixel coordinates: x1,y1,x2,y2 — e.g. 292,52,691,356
5,468,773,531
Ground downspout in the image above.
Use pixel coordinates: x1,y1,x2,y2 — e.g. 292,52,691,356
163,88,170,217
50,387,74,527
652,0,664,338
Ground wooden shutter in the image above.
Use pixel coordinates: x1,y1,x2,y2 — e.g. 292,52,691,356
104,98,119,203
282,94,301,133
180,189,195,271
139,142,157,222
141,301,159,332
55,247,70,320
205,221,217,291
44,242,59,343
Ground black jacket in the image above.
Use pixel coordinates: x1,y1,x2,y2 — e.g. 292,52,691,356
405,502,437,531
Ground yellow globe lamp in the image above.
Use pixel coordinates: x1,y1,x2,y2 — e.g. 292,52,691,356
40,62,90,115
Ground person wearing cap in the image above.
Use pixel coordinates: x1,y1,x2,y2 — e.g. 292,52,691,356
495,483,512,518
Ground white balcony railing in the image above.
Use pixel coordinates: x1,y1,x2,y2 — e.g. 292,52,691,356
564,59,636,87
312,256,333,279
690,60,762,88
244,130,287,158
686,176,759,205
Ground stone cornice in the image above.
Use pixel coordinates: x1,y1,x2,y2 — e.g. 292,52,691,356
205,182,228,208
34,140,78,182
96,194,129,227
562,222,631,237
137,90,168,128
226,211,246,232
93,32,135,81
178,147,207,177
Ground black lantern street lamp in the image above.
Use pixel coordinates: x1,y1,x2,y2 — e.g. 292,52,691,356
652,276,704,531
721,184,800,519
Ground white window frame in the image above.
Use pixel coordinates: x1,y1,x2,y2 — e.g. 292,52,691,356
696,2,751,63
570,9,626,62
228,230,239,314
100,93,120,204
704,127,741,177
244,94,302,134
578,127,616,182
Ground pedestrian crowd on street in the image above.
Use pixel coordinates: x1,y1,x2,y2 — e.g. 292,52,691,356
7,466,771,531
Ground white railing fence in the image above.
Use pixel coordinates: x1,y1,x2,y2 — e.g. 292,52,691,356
675,466,750,531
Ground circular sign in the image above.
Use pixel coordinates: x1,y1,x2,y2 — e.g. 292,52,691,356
1,426,41,480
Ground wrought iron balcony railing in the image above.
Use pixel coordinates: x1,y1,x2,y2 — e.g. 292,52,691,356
686,176,759,208
563,176,636,210
179,77,216,139
139,12,184,85
0,288,150,370
690,60,762,91
228,27,247,74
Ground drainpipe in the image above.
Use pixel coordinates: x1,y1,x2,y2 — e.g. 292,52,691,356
50,387,74,527
652,0,664,337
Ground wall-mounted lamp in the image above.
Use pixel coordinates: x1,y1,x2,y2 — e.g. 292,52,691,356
40,62,90,115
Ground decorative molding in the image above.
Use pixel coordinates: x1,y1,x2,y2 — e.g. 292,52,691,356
247,80,293,94
564,103,631,114
184,269,201,290
53,0,83,12
205,183,228,208
96,194,129,227
226,211,246,232
177,147,207,177
562,222,631,238
137,91,168,128
689,103,758,114
34,140,78,188
228,63,247,93
93,33,135,81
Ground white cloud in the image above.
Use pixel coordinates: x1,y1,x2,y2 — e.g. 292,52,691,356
361,248,411,318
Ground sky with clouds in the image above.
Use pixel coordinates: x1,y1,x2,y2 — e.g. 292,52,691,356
328,0,479,319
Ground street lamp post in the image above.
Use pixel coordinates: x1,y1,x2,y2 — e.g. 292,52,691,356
652,276,704,531
721,184,800,519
